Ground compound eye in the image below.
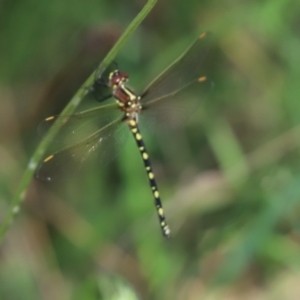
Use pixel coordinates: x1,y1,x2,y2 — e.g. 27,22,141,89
109,70,129,87
118,71,129,81
111,76,120,85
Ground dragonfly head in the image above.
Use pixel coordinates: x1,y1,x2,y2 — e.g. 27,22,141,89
108,70,129,88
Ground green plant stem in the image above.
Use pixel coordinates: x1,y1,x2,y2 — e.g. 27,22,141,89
0,0,157,241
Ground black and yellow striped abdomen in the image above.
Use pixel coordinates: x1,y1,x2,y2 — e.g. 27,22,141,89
128,118,171,238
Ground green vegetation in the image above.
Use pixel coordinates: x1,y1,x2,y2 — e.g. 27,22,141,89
0,0,300,299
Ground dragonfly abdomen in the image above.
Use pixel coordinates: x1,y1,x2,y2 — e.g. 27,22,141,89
128,118,171,238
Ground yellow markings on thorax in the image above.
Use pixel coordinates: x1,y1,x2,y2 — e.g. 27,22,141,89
44,155,54,162
198,76,207,82
154,191,159,198
122,84,137,101
108,71,114,81
148,172,154,179
142,152,149,160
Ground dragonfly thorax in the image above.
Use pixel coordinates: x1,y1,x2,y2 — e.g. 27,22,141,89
117,91,142,121
108,69,142,118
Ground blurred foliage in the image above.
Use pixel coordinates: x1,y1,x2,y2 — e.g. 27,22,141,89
1,0,300,299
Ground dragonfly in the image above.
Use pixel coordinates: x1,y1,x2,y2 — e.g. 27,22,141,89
36,32,212,238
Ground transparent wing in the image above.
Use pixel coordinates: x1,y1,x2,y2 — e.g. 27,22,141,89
36,117,128,181
141,32,212,105
139,32,213,132
38,102,120,146
139,78,212,133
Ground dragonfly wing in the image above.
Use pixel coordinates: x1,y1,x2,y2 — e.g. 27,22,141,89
38,102,120,146
141,32,213,105
36,117,128,181
140,72,213,133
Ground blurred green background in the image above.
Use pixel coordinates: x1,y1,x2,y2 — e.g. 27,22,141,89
1,0,300,299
